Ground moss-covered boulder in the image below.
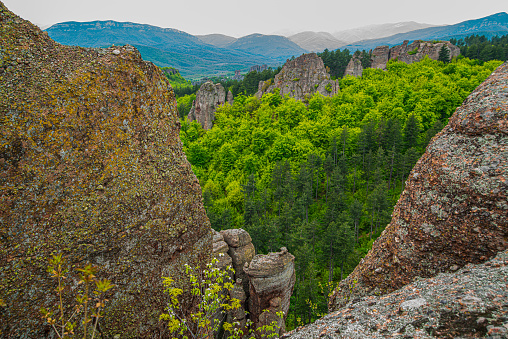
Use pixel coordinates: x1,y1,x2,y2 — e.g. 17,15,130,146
0,2,211,337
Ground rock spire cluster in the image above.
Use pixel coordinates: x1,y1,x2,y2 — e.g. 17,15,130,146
256,53,340,101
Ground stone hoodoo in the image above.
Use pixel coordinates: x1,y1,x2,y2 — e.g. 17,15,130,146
329,61,508,312
188,81,226,130
344,55,363,77
245,247,296,336
370,45,391,70
0,3,211,337
256,53,339,101
212,229,296,337
212,229,233,270
220,228,256,293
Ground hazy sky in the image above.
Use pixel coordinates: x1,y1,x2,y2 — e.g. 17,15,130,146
3,0,507,37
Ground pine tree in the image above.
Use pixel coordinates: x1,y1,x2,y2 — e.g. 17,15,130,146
438,44,451,63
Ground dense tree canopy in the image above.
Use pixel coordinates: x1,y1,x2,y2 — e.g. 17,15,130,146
451,34,508,62
179,57,501,328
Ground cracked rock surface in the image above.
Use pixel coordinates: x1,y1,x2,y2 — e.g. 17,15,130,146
283,249,508,338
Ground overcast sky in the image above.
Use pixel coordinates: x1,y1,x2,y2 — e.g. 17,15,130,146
3,0,507,37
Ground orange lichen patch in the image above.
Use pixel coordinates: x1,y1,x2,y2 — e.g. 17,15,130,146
0,2,211,337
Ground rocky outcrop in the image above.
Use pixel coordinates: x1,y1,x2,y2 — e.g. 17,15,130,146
250,64,268,73
371,45,391,70
283,249,508,338
221,228,256,294
370,40,460,71
212,229,233,270
245,247,296,336
344,56,363,77
0,3,211,337
227,90,234,105
329,61,508,312
256,53,339,101
188,81,226,130
212,229,296,337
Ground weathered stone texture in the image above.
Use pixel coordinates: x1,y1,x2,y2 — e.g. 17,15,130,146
212,229,233,269
329,61,508,312
0,3,211,337
221,228,256,293
369,40,460,72
283,249,508,338
371,45,390,69
256,53,339,100
245,247,296,336
344,56,363,77
213,229,296,337
188,81,226,130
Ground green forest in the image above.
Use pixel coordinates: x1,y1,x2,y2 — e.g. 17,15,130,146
451,34,508,62
176,56,502,328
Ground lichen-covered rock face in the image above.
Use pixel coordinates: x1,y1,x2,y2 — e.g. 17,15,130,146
245,247,296,336
0,3,211,337
371,40,460,71
256,53,339,101
283,249,508,338
187,81,226,130
329,61,508,312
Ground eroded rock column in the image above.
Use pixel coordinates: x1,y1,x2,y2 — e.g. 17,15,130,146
245,247,296,336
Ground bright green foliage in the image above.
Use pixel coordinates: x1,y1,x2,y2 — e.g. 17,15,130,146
181,57,501,328
40,254,114,339
160,258,239,339
177,94,196,118
160,257,283,339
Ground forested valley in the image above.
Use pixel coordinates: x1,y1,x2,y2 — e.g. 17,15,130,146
173,56,503,328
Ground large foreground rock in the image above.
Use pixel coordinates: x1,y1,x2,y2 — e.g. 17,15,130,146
188,81,226,130
283,249,508,338
329,61,508,311
0,3,211,337
256,53,339,101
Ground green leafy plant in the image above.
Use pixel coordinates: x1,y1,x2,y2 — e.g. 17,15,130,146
408,48,418,55
160,256,284,338
160,257,239,338
40,254,114,339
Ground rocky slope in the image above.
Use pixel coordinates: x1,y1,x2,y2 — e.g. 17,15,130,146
188,81,226,130
256,53,339,101
0,2,211,337
329,61,508,312
283,249,508,338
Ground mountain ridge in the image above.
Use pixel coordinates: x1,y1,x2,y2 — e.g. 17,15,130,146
341,12,508,50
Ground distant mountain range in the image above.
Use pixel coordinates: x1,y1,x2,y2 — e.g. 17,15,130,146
46,12,508,79
342,12,508,51
196,33,307,60
287,32,346,52
46,21,283,79
332,21,437,44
